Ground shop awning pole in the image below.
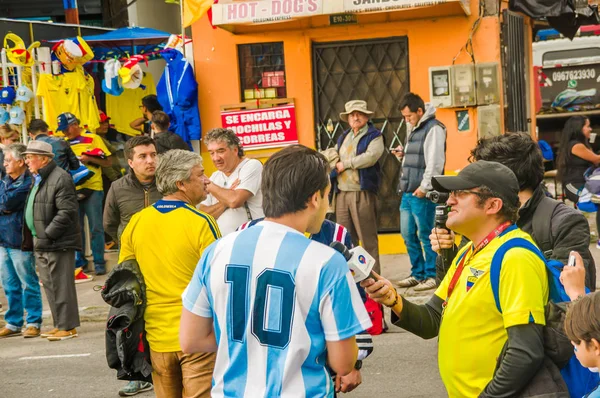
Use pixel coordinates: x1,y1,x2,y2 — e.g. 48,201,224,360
180,0,186,57
1,49,8,90
31,57,40,120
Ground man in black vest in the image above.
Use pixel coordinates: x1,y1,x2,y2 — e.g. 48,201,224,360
394,93,447,291
335,100,384,274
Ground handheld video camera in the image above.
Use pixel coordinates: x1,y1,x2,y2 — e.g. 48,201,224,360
426,190,450,229
426,190,452,266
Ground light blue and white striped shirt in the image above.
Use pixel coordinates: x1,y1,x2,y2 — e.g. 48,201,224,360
182,221,371,397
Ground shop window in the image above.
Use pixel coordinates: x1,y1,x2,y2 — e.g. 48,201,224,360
238,42,287,102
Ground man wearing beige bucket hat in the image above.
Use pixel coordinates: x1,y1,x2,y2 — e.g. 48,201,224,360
335,100,384,274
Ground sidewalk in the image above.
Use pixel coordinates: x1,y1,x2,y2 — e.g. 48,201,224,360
2,245,600,328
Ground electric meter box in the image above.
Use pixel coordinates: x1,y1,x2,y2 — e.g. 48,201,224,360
477,105,501,140
476,62,501,105
451,64,477,107
429,66,453,108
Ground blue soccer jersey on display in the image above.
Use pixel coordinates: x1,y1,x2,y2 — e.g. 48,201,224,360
182,220,371,397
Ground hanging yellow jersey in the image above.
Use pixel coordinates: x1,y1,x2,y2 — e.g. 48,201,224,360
106,72,156,137
36,67,99,133
78,69,100,133
36,74,63,132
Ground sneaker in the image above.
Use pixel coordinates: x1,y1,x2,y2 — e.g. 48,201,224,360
0,327,22,338
596,240,600,249
47,328,78,341
23,326,40,338
94,266,106,276
396,276,420,288
105,241,119,253
414,278,437,291
40,328,59,338
119,381,154,396
74,268,94,284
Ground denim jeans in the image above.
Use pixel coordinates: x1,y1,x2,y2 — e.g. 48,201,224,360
0,247,42,330
400,192,438,280
75,190,106,273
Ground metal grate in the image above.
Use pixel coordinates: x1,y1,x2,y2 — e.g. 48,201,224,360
238,42,287,101
312,37,410,232
501,10,529,133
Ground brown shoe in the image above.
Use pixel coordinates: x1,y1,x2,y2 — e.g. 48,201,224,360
47,328,78,341
40,328,59,338
23,326,41,338
0,327,22,338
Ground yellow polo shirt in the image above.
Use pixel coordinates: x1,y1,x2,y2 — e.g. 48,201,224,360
119,200,221,352
435,227,548,397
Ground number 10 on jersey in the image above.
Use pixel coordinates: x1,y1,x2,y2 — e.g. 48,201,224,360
226,264,296,349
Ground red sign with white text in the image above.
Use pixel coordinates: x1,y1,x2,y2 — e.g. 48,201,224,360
221,105,298,151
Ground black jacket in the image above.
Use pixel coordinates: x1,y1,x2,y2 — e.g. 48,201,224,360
35,134,80,171
437,184,596,290
25,161,81,252
154,131,189,154
519,185,596,290
103,259,152,382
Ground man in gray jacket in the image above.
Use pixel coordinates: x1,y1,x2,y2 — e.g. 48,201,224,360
23,141,81,341
104,136,161,244
394,93,446,291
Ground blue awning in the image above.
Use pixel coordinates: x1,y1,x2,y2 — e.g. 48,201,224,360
80,27,170,43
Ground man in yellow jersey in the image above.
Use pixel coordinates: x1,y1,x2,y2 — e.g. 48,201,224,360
119,149,219,398
58,112,113,277
362,161,550,397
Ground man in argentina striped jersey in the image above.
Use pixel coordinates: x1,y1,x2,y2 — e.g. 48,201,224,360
180,145,372,397
237,218,375,394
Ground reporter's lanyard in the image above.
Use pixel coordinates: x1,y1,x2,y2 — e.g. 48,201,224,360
442,221,512,309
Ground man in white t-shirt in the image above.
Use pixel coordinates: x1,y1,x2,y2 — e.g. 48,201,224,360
199,128,264,235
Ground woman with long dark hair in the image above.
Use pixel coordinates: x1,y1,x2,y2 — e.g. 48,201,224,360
557,115,600,247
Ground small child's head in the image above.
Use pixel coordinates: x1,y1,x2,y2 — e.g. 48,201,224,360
565,291,600,371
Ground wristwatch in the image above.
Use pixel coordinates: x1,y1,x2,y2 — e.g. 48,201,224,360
354,360,363,370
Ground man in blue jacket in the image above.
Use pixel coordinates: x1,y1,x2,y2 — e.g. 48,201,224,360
0,143,43,338
335,100,384,274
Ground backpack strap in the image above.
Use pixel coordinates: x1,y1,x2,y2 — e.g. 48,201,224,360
532,197,560,260
490,238,546,313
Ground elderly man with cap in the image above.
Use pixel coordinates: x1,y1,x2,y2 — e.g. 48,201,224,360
361,161,551,397
23,140,82,341
335,100,384,274
58,112,113,276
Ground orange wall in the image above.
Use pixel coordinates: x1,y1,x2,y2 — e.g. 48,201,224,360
192,0,502,175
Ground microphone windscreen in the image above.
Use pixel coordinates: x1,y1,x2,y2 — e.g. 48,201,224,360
329,241,352,261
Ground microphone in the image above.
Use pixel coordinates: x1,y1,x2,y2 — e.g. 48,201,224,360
330,241,378,282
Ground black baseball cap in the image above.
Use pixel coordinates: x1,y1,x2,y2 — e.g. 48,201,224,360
432,160,520,207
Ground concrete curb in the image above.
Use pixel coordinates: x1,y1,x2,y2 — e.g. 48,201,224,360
0,305,111,326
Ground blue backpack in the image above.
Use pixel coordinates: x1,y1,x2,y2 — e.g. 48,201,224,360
490,234,599,398
538,139,554,162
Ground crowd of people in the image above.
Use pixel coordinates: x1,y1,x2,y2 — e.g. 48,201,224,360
0,91,599,398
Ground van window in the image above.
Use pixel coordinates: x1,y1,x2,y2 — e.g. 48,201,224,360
543,47,600,63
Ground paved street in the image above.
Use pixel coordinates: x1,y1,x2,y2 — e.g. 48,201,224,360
0,322,445,398
1,241,599,398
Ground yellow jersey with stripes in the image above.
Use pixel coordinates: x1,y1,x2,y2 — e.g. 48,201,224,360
119,199,221,352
